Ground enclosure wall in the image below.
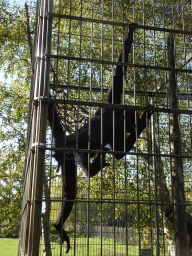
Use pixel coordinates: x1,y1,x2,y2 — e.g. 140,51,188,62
19,1,192,256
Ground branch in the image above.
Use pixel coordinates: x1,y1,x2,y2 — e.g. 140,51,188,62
25,3,33,64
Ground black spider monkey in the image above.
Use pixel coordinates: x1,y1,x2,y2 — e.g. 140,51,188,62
48,23,153,253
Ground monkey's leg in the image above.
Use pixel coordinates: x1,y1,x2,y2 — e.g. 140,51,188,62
54,158,76,254
80,148,110,177
122,110,153,155
136,109,153,136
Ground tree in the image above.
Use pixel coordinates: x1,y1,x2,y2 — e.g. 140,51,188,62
1,1,192,255
0,0,35,236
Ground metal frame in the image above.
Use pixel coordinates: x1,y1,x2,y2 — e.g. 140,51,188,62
18,0,53,255
18,1,192,255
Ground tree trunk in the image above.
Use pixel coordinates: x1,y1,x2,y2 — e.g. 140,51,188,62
168,33,189,255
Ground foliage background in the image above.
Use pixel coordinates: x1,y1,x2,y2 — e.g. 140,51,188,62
0,0,36,236
0,1,192,253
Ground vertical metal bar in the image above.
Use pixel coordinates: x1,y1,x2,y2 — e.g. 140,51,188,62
122,5,128,255
87,2,94,253
152,1,160,255
100,0,104,254
152,109,160,256
21,1,53,255
161,4,167,254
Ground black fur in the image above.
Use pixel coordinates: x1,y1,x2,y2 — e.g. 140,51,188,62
48,24,152,253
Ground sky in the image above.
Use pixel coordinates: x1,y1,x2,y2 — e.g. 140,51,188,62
8,0,24,5
8,0,36,6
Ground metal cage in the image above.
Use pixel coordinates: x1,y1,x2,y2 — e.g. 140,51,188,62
18,1,192,256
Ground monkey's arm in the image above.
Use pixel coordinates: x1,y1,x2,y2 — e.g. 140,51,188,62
106,24,136,104
78,148,110,177
93,25,136,162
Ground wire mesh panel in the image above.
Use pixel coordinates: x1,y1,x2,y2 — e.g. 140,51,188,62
19,0,192,256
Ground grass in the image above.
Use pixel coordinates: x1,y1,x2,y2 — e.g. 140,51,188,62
0,238,19,256
0,237,163,256
0,237,138,256
0,237,137,256
39,237,139,256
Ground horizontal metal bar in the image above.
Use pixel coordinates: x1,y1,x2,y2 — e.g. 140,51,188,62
47,12,192,35
43,97,192,115
44,145,192,159
46,53,192,73
49,84,192,101
34,198,192,206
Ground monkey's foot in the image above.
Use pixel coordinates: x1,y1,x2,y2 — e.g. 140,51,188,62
54,224,70,253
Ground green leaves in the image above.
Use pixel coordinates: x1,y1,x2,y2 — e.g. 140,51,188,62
0,0,35,235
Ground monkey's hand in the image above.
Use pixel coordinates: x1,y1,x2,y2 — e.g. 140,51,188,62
88,147,110,177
